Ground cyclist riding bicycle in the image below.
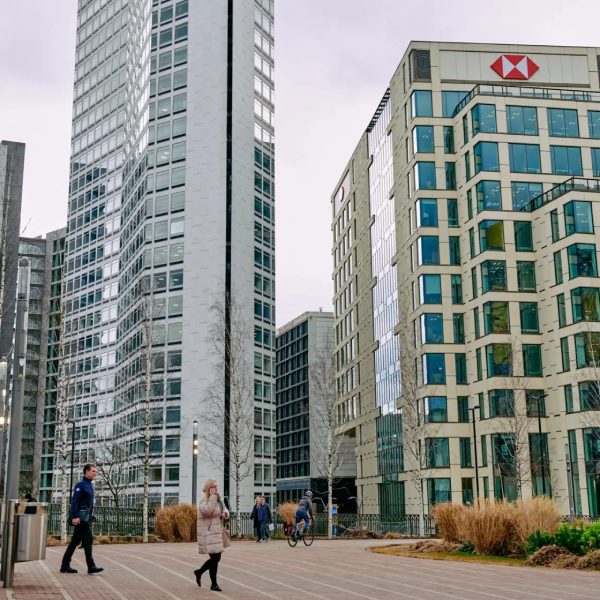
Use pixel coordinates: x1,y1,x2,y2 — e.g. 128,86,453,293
295,490,314,538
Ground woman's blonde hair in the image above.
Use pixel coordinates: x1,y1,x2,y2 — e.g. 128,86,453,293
202,479,218,501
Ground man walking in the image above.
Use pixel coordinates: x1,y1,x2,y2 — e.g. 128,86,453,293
60,464,104,574
258,496,273,542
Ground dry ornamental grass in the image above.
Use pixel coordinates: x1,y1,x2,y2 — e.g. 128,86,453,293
431,503,467,543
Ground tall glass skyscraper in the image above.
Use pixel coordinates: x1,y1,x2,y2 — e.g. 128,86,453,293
44,0,275,508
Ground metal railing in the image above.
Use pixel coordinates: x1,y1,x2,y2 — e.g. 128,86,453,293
45,505,439,539
452,84,600,118
520,177,600,212
46,504,146,537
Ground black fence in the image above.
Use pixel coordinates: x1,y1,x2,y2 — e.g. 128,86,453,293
47,504,146,537
47,504,437,538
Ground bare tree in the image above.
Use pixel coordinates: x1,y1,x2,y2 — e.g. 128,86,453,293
309,333,348,539
94,436,132,508
203,299,254,537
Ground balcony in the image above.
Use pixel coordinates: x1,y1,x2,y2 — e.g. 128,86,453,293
520,177,600,212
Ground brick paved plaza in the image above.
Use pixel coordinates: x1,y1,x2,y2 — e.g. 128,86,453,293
1,539,599,599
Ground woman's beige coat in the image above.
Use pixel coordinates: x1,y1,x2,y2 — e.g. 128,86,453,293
197,494,228,554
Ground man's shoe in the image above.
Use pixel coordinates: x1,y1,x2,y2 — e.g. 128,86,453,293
60,566,77,574
194,568,202,588
210,584,222,592
88,567,104,574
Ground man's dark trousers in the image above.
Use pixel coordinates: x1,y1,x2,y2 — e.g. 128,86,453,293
61,522,95,569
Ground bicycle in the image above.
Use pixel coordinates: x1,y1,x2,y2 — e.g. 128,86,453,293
287,520,314,547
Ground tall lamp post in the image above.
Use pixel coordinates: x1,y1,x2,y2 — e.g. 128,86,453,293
469,405,481,505
0,357,7,494
1,258,30,581
192,420,198,505
69,419,76,500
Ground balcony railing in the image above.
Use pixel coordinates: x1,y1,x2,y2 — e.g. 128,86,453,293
520,177,600,212
452,84,600,118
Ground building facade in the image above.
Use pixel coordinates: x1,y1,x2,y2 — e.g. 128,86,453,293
332,42,600,517
276,311,356,511
46,0,275,509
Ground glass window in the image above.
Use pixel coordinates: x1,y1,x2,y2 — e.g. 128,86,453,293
464,151,471,181
589,111,600,139
415,162,436,190
447,199,459,227
411,90,433,117
572,287,600,322
472,104,497,134
469,228,476,258
443,126,455,153
458,396,470,423
474,142,499,173
564,385,574,413
426,438,450,468
548,108,579,137
489,389,514,417
593,148,600,177
479,220,504,251
476,348,482,380
506,106,538,135
455,353,467,384
554,251,564,284
420,274,442,304
486,343,512,377
461,478,474,504
425,396,448,422
579,382,600,411
476,180,502,212
519,302,540,333
417,198,438,227
557,293,567,327
428,478,451,506
423,354,446,384
445,162,456,190
481,260,507,292
550,146,583,176
564,201,593,235
484,301,510,334
568,243,598,279
413,125,434,153
509,143,541,174
451,274,463,304
418,236,440,265
421,313,443,343
453,313,465,343
471,267,478,299
523,344,543,376
517,261,536,291
474,306,481,338
575,332,600,368
449,236,461,265
561,337,570,372
526,390,546,417
442,90,469,117
511,182,543,211
551,210,560,242
463,114,469,144
514,221,534,251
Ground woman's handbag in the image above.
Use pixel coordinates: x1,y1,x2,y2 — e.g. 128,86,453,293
222,527,231,548
268,523,275,532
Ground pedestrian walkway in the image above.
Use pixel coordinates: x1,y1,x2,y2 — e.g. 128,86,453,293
1,539,599,599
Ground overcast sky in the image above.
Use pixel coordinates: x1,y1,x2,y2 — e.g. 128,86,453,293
1,0,599,326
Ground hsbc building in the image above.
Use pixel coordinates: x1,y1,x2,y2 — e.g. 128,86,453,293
331,43,600,520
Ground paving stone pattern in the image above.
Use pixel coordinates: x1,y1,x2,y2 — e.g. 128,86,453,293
1,539,599,599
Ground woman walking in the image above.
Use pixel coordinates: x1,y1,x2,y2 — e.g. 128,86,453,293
195,479,229,592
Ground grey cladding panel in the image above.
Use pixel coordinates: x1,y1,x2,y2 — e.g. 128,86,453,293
411,49,431,82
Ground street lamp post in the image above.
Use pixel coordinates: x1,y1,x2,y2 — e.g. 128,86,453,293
0,357,7,495
1,258,30,582
192,420,198,505
536,394,547,496
469,406,481,506
69,419,76,500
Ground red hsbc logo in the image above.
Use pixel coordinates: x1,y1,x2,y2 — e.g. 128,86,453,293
490,55,539,80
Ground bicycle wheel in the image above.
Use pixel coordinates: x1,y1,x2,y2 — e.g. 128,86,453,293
303,526,314,546
287,527,298,547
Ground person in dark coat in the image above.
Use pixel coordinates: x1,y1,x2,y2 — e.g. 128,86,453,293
250,497,261,541
60,464,103,575
258,496,273,542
